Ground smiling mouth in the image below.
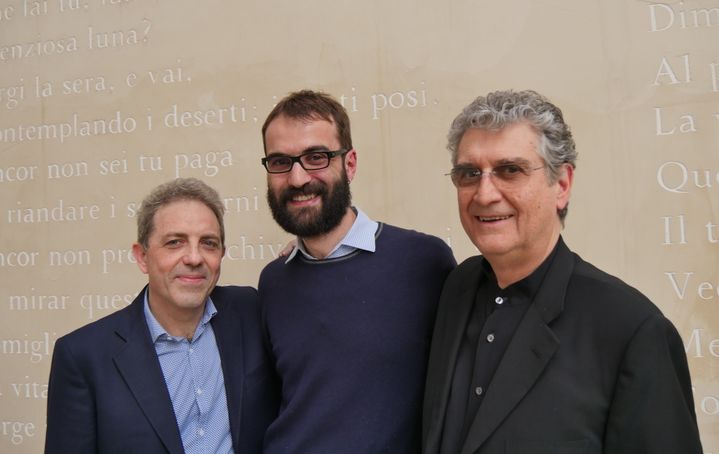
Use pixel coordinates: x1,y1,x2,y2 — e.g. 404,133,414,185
478,215,512,222
177,275,206,282
292,193,317,202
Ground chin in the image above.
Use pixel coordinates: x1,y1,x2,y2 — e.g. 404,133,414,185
472,238,514,258
174,293,209,310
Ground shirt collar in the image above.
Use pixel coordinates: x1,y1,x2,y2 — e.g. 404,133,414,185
143,289,217,342
480,237,561,302
285,207,378,263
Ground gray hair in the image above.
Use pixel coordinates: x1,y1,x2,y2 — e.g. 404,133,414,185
447,90,577,221
448,90,577,178
136,178,225,248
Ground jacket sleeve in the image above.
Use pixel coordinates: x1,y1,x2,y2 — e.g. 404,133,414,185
603,314,703,453
45,338,97,454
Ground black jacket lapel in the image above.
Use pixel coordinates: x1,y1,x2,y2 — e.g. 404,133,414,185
460,239,575,454
424,256,484,453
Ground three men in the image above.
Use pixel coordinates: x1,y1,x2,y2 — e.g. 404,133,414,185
45,178,278,454
423,90,702,453
258,90,456,453
44,89,703,454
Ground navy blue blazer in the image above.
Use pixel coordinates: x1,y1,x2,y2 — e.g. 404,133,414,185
45,285,278,454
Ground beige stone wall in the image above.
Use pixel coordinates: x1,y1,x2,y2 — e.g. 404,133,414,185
1,0,717,451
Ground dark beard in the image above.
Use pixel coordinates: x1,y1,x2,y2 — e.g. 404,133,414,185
267,171,352,237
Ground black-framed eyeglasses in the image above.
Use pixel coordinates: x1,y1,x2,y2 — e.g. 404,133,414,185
447,163,545,188
261,149,349,174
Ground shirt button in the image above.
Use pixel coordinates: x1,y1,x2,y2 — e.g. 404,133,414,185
475,386,483,396
196,388,203,395
198,428,205,437
487,333,495,343
495,297,504,305
189,348,194,353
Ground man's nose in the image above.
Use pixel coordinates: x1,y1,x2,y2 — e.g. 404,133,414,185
472,173,503,205
182,244,203,266
287,162,312,187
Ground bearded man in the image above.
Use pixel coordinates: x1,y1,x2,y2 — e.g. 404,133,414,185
258,90,456,454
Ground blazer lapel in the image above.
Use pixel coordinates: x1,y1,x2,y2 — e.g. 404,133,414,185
424,257,484,453
211,297,245,451
460,239,575,454
113,291,185,454
460,305,559,454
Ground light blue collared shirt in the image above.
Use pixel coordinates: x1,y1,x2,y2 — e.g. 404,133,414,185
143,293,233,454
285,207,378,262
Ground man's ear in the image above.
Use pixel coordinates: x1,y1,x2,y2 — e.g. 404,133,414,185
344,149,357,182
555,163,574,212
132,243,149,274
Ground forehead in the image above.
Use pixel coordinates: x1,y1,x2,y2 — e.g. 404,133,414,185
264,114,339,154
151,199,220,237
457,122,540,163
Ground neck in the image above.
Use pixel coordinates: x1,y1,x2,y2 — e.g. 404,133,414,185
301,207,356,259
147,294,205,339
488,234,560,289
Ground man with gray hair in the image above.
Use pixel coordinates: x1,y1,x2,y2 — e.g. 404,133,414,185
46,178,278,454
423,90,702,453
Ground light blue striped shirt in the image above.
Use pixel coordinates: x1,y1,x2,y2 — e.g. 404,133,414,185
143,293,233,454
285,207,378,262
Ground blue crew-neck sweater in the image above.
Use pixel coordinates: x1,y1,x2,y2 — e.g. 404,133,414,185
259,223,456,454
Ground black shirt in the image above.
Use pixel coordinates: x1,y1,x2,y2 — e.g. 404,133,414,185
439,242,560,453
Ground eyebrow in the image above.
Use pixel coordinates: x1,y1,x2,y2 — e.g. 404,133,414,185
266,145,331,158
494,157,533,167
161,232,187,239
455,157,534,168
159,232,221,241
